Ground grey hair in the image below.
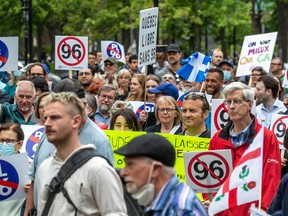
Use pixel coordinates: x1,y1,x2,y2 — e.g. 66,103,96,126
223,82,254,101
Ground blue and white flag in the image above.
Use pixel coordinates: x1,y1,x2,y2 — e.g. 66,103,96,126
177,52,211,82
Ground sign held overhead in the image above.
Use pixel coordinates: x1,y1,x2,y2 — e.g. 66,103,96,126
138,7,159,68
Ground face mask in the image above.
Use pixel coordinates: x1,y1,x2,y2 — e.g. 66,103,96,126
223,71,232,82
131,162,156,207
0,142,15,156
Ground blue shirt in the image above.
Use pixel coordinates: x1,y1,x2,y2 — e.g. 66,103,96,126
256,98,287,129
145,175,207,216
94,109,111,125
28,118,114,207
0,103,35,125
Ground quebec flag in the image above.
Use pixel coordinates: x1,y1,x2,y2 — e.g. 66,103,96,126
177,52,211,82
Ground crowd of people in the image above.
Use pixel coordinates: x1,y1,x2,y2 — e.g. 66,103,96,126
0,43,287,215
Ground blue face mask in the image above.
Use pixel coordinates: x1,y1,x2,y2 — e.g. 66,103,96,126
223,71,232,82
0,142,15,156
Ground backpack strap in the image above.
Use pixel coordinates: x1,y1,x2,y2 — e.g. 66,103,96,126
42,147,105,216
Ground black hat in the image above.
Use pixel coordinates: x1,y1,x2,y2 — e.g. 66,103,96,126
167,44,181,53
53,78,85,99
115,133,176,167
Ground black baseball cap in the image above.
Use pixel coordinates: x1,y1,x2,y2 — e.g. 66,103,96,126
167,44,181,53
115,133,176,167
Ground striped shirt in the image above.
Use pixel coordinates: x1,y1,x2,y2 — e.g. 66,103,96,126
145,175,207,216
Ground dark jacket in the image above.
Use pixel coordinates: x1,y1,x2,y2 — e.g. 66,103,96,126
267,173,288,216
180,126,210,138
0,90,11,104
145,123,182,134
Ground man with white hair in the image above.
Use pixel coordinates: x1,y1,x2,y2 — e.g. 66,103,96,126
115,133,207,215
0,80,36,124
203,82,281,215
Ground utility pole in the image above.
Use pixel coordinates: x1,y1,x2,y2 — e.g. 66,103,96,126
23,0,32,65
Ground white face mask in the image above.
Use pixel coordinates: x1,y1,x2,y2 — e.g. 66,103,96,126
130,162,156,207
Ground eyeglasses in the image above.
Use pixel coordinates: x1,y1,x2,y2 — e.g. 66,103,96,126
224,99,248,107
31,73,44,77
104,63,114,67
99,94,114,100
79,71,92,76
162,76,175,80
0,138,19,145
157,108,176,113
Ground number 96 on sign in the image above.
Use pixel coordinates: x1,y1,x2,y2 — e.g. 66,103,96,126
184,150,232,193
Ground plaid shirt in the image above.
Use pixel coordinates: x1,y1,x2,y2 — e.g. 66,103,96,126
145,175,207,216
229,121,253,148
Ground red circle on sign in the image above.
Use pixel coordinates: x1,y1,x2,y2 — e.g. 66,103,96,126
271,115,288,145
214,103,228,131
57,36,86,66
188,151,230,188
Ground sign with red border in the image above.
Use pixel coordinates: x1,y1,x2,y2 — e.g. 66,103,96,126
271,114,288,146
55,36,88,70
184,150,232,193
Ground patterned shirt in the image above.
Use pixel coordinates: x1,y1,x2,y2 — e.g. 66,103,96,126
145,175,207,216
229,121,253,148
0,103,35,125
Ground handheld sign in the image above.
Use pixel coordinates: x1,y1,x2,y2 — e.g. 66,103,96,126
0,153,29,202
55,36,88,70
129,101,155,119
236,32,277,77
101,41,125,64
20,125,45,162
270,114,288,146
0,37,18,71
184,150,232,193
138,7,159,68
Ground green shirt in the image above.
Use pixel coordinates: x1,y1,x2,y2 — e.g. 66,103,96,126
0,103,35,125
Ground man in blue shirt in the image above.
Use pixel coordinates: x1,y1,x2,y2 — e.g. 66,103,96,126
115,133,207,216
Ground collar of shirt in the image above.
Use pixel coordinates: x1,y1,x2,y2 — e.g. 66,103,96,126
229,121,253,148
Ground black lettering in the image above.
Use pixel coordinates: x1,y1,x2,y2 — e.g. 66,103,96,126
176,149,183,158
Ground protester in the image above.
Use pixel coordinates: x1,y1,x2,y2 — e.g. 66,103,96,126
102,57,118,87
110,108,141,131
34,92,50,126
77,66,96,92
86,74,105,96
115,133,207,215
145,96,182,134
0,80,36,124
219,59,234,86
116,69,131,100
204,82,281,215
127,74,145,101
0,123,28,216
211,48,223,68
248,66,266,88
181,92,210,138
205,68,225,99
146,75,160,103
36,92,127,215
161,71,177,86
24,79,114,215
255,75,287,128
95,84,117,126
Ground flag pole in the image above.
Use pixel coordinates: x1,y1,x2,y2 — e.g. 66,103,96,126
258,175,262,211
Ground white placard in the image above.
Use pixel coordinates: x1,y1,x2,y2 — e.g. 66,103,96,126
184,150,233,193
0,37,18,71
236,32,278,77
0,153,29,202
55,36,88,70
20,125,45,162
101,41,125,64
138,7,159,68
129,101,155,119
270,114,288,146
